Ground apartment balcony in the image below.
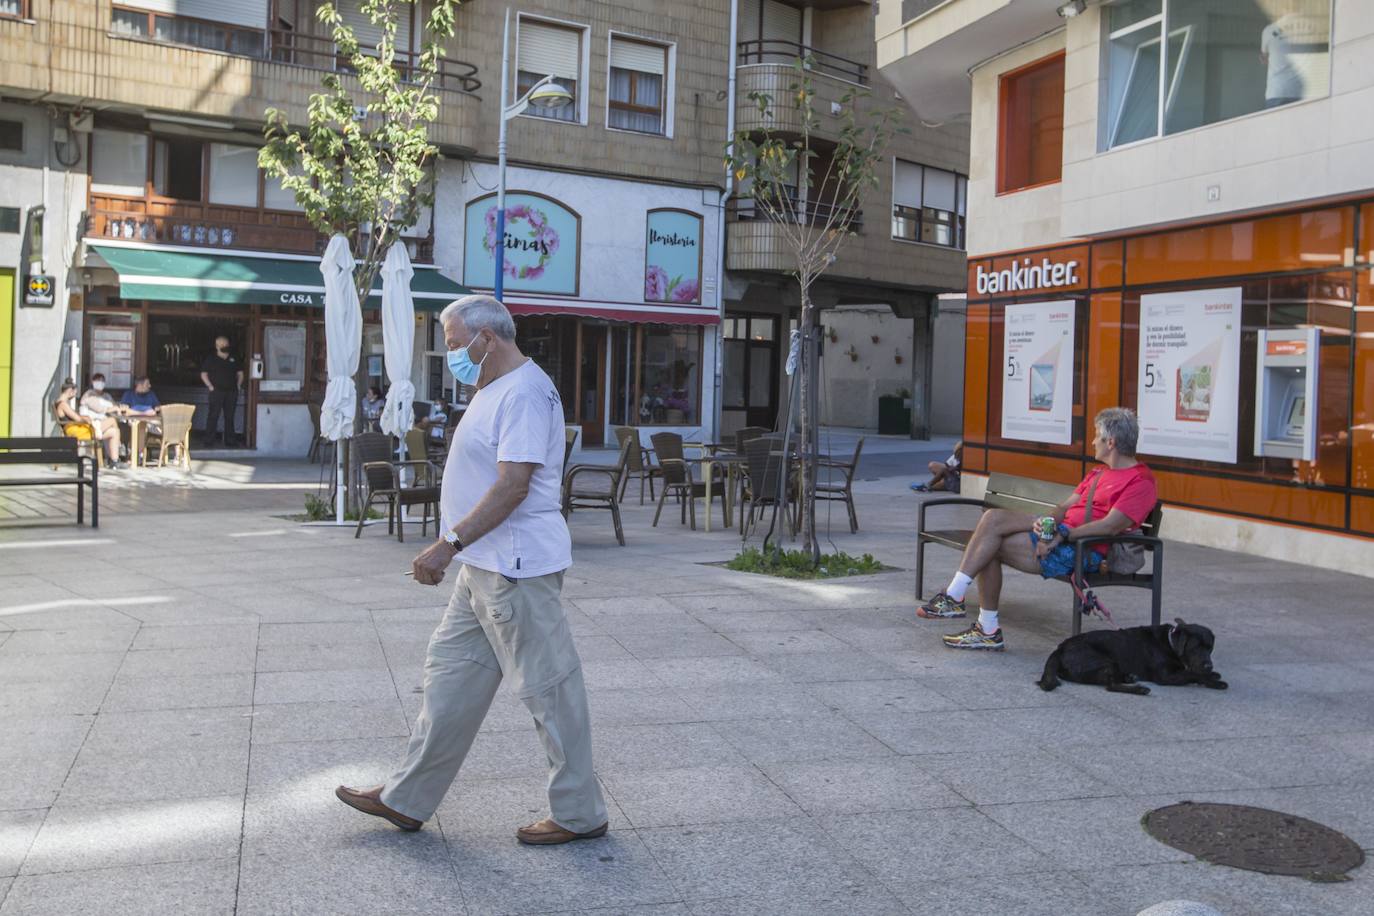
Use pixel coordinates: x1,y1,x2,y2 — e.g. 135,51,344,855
735,41,870,139
0,6,482,150
84,194,434,263
726,197,864,273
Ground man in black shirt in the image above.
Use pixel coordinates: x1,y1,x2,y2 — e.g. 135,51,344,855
201,335,244,446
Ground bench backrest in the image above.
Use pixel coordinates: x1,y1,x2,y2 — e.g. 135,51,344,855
0,437,84,465
984,471,1164,538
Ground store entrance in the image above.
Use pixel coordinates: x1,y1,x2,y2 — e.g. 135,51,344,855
147,313,253,446
578,324,607,446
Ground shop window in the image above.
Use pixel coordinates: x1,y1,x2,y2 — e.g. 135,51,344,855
91,129,149,197
516,18,583,124
111,4,266,57
0,119,21,152
1103,0,1331,150
208,143,260,208
639,326,702,425
892,159,966,249
153,137,205,201
608,36,668,135
997,52,1064,194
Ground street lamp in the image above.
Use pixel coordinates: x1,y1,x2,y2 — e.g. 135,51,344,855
495,7,573,299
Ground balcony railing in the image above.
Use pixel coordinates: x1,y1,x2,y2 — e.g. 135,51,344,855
267,29,481,94
85,195,433,262
728,195,864,233
737,40,868,86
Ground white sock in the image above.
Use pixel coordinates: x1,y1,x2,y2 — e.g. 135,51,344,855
978,608,999,634
946,572,974,602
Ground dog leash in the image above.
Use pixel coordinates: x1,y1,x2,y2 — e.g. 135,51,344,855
1068,572,1118,628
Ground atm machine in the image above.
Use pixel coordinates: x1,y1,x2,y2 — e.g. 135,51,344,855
1253,328,1319,462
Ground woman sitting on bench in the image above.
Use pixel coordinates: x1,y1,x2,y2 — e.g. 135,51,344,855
916,407,1157,651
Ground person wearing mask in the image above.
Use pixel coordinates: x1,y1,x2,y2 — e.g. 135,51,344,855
362,385,385,431
78,374,128,469
336,295,607,846
200,336,244,446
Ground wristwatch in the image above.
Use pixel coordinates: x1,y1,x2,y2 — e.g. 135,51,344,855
443,530,464,552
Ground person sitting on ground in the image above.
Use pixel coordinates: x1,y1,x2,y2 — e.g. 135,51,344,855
54,380,96,444
361,385,385,430
78,374,129,469
916,408,1157,651
912,440,963,492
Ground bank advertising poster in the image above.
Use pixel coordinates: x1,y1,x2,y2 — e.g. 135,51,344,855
644,209,703,304
1001,300,1076,445
1136,286,1242,464
462,192,580,295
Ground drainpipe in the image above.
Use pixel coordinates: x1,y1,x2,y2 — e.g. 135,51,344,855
713,0,739,443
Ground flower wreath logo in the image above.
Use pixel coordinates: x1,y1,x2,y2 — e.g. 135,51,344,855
483,203,560,281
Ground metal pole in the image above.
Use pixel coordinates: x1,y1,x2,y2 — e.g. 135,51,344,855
494,7,510,301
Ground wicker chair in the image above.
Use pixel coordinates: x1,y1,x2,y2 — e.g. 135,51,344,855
353,432,440,542
650,432,726,530
152,404,195,471
563,427,579,472
561,435,632,546
733,426,769,454
740,436,796,538
306,402,333,463
613,426,658,504
815,436,865,533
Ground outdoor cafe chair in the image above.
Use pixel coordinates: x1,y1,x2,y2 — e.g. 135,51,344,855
152,404,195,471
740,436,796,539
614,425,659,504
561,435,632,546
563,427,579,472
354,432,440,543
814,436,865,533
733,426,769,455
650,432,726,531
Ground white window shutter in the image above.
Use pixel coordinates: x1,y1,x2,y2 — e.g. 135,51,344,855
518,20,581,81
336,0,412,54
924,167,957,212
610,37,665,76
893,160,923,209
739,0,761,45
120,0,268,30
762,0,802,46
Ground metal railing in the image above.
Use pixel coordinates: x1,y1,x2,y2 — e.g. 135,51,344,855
728,195,864,233
267,29,481,94
736,39,868,86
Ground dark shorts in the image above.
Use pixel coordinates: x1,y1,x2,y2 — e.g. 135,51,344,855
1028,531,1102,579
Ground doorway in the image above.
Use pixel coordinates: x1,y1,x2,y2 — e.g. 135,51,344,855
578,323,607,445
723,312,780,430
145,312,253,445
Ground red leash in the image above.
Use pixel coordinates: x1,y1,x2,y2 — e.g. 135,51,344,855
1068,572,1118,628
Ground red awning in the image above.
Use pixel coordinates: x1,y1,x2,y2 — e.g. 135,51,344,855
503,299,719,325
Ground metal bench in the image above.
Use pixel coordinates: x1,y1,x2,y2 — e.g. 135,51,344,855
916,472,1163,635
0,437,100,528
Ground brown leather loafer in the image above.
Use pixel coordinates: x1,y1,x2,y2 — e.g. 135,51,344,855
516,817,609,846
335,785,423,832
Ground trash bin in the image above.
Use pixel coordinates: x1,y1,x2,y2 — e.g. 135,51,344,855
877,395,910,435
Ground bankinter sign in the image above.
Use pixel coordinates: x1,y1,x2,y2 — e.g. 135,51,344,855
975,257,1080,296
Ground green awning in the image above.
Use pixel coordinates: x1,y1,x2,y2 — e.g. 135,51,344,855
87,242,468,310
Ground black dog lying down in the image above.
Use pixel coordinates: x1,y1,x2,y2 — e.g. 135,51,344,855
1038,618,1226,695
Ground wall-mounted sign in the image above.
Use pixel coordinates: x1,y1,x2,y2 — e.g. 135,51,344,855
463,192,580,296
976,257,1080,296
1136,286,1242,464
644,209,703,305
1001,300,1076,445
24,274,55,307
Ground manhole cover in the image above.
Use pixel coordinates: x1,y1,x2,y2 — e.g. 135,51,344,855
1143,802,1365,881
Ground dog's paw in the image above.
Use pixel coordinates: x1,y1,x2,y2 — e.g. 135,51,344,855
1206,679,1228,690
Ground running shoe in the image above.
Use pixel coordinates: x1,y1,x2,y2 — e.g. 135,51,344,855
942,622,1005,650
917,591,966,619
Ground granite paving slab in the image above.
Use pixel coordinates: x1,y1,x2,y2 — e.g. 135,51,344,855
602,766,805,828
0,810,43,877
0,857,237,916
760,758,967,816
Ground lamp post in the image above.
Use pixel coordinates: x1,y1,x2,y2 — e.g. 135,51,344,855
495,7,573,300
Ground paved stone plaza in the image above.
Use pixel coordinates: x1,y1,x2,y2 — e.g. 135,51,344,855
1,442,1371,915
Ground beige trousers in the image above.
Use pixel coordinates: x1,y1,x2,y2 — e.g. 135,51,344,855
381,564,607,831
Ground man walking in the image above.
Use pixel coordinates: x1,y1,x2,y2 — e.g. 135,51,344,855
337,295,608,845
200,335,243,446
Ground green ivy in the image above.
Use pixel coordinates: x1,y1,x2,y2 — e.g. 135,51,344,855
726,546,886,580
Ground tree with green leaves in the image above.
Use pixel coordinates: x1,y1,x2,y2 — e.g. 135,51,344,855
258,0,458,311
725,61,903,558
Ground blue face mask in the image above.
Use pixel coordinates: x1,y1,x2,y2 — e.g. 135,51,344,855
447,337,488,386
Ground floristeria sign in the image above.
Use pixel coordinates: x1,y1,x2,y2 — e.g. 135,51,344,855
644,209,703,305
463,192,580,296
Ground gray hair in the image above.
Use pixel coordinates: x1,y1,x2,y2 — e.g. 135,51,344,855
1095,407,1139,457
440,294,516,341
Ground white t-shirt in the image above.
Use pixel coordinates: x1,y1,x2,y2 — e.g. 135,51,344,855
440,360,571,578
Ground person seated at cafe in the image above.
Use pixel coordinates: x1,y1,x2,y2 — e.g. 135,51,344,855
416,399,449,442
54,380,95,443
120,376,161,417
362,385,385,431
77,374,129,469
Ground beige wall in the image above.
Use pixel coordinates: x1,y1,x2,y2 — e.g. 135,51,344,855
818,305,913,428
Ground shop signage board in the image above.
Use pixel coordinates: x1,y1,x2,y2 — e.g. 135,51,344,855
644,209,703,305
462,192,580,296
1136,286,1242,464
24,274,55,307
1001,300,1076,445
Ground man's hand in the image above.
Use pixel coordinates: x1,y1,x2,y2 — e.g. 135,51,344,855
412,539,458,586
1034,535,1061,561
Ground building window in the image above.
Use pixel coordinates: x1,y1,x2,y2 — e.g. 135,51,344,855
0,207,19,233
997,52,1064,194
892,159,966,249
516,18,583,124
208,143,260,207
0,119,22,152
110,5,265,58
639,327,702,425
608,36,668,135
1103,0,1331,150
738,0,804,65
0,0,28,19
91,129,150,197
153,137,205,201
